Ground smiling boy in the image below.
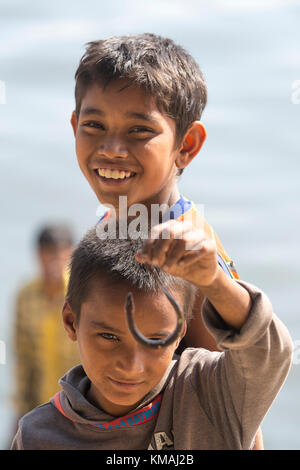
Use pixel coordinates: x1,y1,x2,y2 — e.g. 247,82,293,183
71,34,207,211
10,223,292,450
70,33,239,349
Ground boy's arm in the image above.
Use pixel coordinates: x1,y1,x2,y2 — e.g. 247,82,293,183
197,279,292,448
182,286,264,450
197,264,251,330
136,220,292,448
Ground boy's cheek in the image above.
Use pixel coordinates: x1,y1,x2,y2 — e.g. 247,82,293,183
75,140,91,159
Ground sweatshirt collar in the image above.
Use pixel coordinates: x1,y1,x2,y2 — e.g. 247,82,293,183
53,357,178,426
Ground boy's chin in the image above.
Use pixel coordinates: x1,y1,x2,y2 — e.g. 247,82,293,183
96,194,138,211
104,394,146,417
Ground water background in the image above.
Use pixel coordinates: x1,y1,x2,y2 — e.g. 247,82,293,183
1,0,300,449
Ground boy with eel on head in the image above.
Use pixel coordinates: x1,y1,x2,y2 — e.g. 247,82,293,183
11,227,292,449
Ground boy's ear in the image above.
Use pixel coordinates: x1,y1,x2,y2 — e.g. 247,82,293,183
175,121,207,170
70,111,78,137
62,302,77,341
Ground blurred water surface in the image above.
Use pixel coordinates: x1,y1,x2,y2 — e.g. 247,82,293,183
1,0,300,449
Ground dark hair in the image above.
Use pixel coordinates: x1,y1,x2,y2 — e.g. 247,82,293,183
66,227,197,323
74,33,207,175
36,224,73,249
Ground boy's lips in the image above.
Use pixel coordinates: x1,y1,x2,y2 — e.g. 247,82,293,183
108,377,144,390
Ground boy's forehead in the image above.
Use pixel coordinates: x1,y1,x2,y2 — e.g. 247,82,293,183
86,276,156,306
79,79,166,121
83,277,180,326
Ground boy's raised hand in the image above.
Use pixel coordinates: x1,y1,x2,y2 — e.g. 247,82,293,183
135,220,219,289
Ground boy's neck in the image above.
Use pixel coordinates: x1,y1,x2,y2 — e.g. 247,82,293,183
114,186,181,221
87,382,143,417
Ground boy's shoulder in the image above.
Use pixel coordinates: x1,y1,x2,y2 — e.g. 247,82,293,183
14,400,65,450
177,346,220,363
175,347,221,382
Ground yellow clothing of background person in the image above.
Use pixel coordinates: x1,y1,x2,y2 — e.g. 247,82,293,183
14,272,79,418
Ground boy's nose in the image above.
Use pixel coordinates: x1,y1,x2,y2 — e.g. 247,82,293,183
97,137,128,159
114,347,145,377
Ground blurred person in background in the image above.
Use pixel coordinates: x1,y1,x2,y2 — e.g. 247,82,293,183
13,224,80,420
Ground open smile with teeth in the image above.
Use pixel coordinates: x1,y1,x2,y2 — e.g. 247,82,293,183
97,168,136,180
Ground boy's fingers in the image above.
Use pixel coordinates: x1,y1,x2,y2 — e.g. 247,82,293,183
136,224,207,266
162,232,204,267
162,235,204,269
162,239,186,268
150,219,189,241
184,238,204,252
151,238,173,265
177,251,202,267
150,222,191,266
136,228,205,263
178,239,216,266
136,238,172,265
137,221,182,264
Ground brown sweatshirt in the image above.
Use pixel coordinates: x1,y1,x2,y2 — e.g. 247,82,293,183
11,281,293,450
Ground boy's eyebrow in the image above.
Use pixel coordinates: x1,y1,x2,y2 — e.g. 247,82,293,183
90,320,123,334
89,320,170,337
80,106,156,123
80,106,105,117
124,111,156,123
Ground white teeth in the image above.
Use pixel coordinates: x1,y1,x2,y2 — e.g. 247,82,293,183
97,168,133,180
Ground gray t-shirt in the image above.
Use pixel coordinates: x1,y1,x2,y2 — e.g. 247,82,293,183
11,281,293,450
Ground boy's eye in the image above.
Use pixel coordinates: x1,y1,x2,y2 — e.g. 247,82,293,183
82,121,104,129
98,333,119,341
130,127,154,135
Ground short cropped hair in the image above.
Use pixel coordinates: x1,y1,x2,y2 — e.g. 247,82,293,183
74,33,207,171
66,227,197,323
36,224,73,249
